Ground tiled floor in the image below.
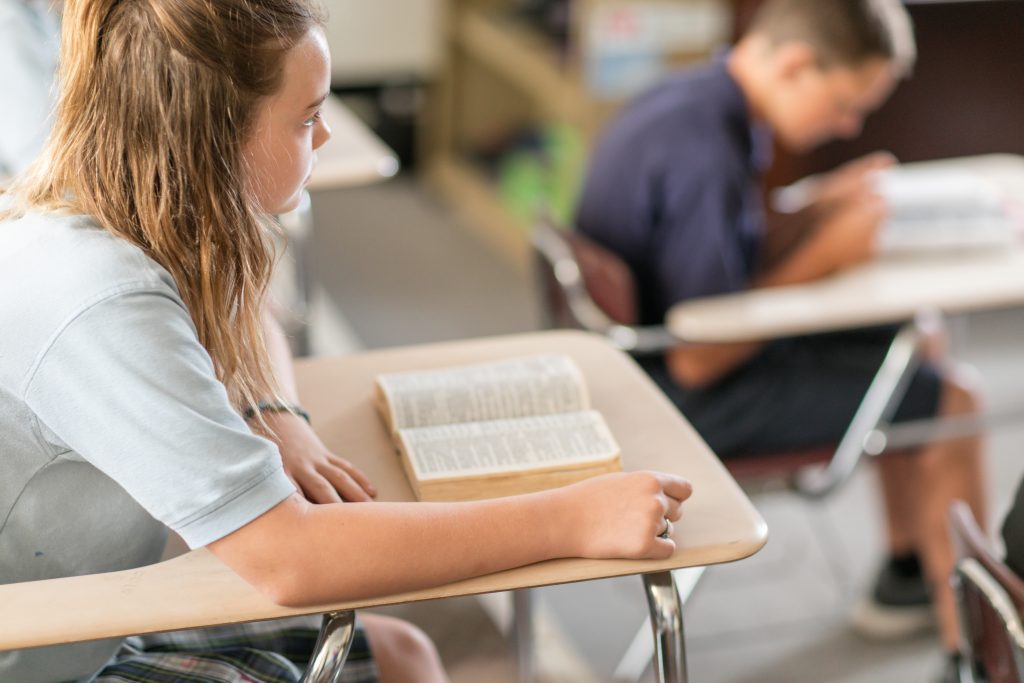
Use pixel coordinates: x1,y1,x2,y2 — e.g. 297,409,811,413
304,176,1024,683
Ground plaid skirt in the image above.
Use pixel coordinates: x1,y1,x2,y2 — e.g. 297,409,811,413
92,616,379,683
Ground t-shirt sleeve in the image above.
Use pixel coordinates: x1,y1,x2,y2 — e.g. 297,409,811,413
22,287,297,549
654,162,751,306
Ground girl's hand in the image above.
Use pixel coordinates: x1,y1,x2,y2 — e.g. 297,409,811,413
552,471,693,561
251,411,378,503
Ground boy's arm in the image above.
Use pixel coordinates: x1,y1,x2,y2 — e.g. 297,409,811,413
756,187,884,287
760,152,894,278
758,204,822,273
665,187,884,389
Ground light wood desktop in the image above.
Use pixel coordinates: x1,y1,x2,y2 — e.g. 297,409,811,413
0,331,766,682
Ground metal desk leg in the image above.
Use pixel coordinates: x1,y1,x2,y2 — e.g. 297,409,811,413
511,588,535,683
614,567,705,683
300,610,357,683
793,316,928,499
643,571,687,683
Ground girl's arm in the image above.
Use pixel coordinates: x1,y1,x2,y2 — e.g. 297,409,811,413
208,470,692,606
255,303,377,503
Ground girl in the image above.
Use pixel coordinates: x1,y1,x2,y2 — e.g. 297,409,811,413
0,1,693,682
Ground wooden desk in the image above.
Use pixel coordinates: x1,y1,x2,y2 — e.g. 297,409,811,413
667,155,1024,344
0,331,765,682
668,247,1024,344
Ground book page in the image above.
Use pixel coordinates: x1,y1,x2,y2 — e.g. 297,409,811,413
875,167,1004,215
377,354,588,430
874,168,1020,252
774,166,1022,253
398,410,618,481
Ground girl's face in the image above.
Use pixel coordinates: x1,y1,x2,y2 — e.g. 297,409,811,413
243,28,332,214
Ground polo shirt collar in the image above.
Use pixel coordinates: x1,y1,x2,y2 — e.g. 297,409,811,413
712,52,774,174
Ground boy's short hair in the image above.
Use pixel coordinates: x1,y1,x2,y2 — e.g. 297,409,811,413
748,0,916,76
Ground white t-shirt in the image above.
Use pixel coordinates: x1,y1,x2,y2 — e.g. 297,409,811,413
0,209,296,682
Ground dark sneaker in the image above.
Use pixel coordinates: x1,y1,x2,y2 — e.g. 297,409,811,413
850,554,937,640
937,651,966,683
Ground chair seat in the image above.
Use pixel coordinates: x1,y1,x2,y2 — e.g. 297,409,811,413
723,446,836,481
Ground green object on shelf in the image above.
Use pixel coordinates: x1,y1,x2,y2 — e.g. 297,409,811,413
545,123,586,226
498,150,546,228
497,123,587,230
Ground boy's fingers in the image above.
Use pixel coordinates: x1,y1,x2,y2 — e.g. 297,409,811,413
851,150,897,174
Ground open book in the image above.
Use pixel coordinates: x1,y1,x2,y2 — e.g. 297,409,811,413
772,165,1023,254
375,354,622,501
873,167,1022,253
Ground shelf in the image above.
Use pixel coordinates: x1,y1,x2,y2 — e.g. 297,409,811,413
427,1,727,271
424,155,532,270
455,8,594,130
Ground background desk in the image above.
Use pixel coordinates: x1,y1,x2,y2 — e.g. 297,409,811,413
1,331,766,683
668,155,1024,344
274,95,399,354
308,95,399,190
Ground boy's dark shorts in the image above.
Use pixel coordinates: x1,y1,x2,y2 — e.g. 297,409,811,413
639,325,943,459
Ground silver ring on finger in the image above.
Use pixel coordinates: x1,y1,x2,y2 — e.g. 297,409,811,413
658,517,673,539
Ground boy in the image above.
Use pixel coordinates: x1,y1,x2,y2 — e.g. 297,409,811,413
575,0,986,668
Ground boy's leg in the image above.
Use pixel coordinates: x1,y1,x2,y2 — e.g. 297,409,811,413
892,371,985,652
876,452,919,558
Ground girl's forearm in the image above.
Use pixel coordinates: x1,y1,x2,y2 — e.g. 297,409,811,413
210,491,571,606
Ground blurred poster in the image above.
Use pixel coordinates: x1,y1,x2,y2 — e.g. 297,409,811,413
584,1,729,100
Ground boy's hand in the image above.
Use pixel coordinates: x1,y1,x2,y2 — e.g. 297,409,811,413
814,151,896,208
812,188,887,271
251,411,378,504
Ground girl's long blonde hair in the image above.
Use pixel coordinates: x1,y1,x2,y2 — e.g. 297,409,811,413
3,0,324,411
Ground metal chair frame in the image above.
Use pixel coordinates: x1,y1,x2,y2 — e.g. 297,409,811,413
950,500,1024,683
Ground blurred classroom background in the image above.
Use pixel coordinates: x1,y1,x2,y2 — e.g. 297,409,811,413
302,1,1024,681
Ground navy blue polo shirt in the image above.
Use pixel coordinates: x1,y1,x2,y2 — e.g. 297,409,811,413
575,55,772,326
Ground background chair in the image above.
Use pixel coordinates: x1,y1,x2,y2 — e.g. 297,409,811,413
949,500,1024,683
